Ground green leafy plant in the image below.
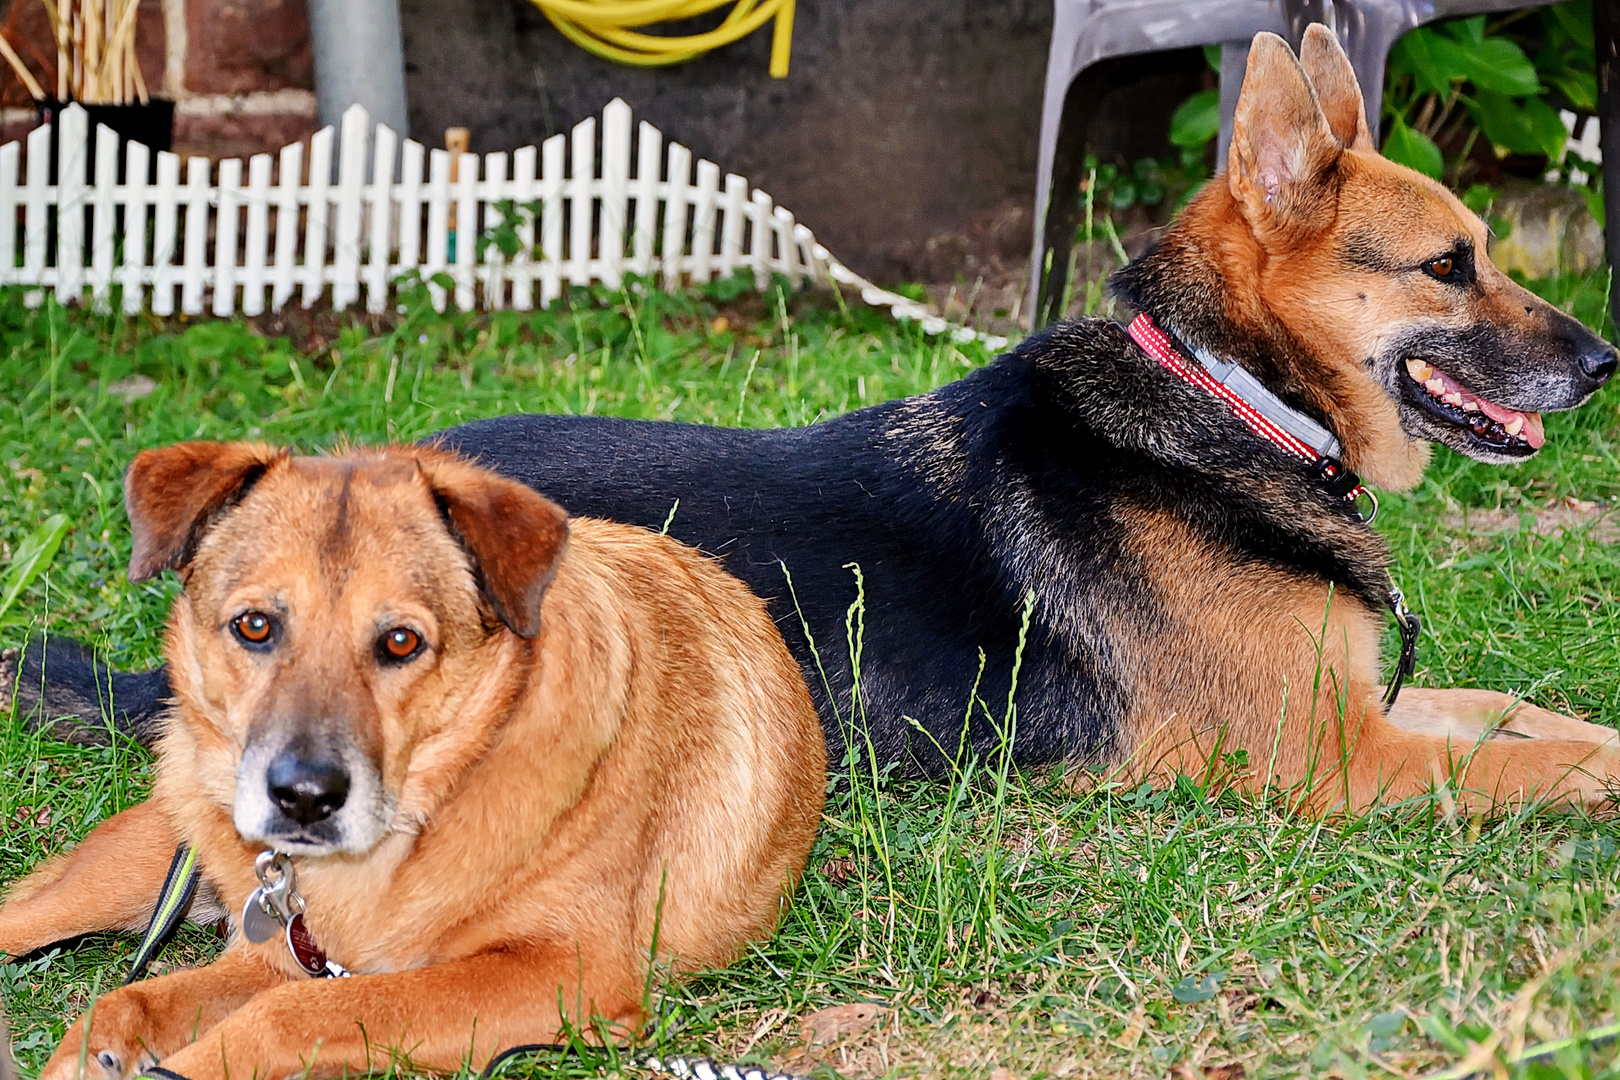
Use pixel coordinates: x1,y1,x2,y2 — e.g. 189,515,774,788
1381,2,1596,183
476,198,538,262
1066,150,1209,317
1168,89,1220,163
1383,114,1447,180
0,514,70,626
1081,158,1170,218
1165,45,1225,181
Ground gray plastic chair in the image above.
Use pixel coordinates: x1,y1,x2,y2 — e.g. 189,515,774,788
1031,0,1620,338
1030,0,1327,326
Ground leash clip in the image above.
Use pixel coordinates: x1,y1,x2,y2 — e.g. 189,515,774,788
1351,486,1378,523
241,849,350,979
242,851,302,943
1381,585,1422,710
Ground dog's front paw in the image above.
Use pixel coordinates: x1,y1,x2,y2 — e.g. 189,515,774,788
54,1047,160,1080
39,1042,158,1080
40,995,162,1080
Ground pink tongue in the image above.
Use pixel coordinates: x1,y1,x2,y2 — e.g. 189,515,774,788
1422,365,1546,448
1474,398,1545,448
1524,412,1546,449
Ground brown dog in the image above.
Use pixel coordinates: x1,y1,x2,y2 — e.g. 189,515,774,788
0,442,826,1080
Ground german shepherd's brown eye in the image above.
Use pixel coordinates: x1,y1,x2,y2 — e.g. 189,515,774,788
379,627,423,663
232,611,275,647
1427,256,1454,278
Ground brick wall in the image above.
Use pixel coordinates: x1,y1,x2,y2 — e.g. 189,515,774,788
0,0,315,158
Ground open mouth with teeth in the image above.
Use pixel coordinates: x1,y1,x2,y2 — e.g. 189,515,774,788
1403,358,1545,454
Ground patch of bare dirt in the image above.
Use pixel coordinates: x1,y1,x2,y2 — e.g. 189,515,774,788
1442,496,1620,544
241,302,401,355
914,199,1169,343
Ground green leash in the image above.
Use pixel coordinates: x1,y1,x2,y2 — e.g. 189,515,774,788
125,844,200,985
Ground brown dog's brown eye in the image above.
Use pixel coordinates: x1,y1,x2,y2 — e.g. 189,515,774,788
1428,256,1454,277
233,611,275,646
380,627,422,662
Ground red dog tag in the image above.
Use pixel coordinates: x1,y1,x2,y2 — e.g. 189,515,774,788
286,914,330,977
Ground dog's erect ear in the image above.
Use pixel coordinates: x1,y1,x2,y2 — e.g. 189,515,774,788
420,457,569,639
125,442,287,582
1228,32,1342,240
1299,24,1373,151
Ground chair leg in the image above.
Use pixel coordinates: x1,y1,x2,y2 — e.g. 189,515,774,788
1598,0,1620,339
1336,9,1412,145
1033,63,1108,328
1216,41,1250,166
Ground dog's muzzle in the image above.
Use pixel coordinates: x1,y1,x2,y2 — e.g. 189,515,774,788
234,736,389,855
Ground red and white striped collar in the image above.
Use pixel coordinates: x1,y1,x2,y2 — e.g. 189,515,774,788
1126,311,1372,516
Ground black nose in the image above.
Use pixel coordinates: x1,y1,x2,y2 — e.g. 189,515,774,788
266,754,350,826
1581,344,1618,386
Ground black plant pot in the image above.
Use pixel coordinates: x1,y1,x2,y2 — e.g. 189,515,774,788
35,98,175,183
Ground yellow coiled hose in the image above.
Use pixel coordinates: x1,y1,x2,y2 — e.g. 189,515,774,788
529,0,796,77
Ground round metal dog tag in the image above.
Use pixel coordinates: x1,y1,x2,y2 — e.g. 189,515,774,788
241,887,282,944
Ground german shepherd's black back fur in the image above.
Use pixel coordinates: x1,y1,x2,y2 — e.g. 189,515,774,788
18,315,1394,774
435,316,1394,773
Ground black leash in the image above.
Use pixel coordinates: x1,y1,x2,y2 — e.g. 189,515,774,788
124,845,199,985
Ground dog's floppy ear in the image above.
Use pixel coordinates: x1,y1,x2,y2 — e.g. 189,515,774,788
419,456,569,639
1299,24,1373,152
1228,32,1342,241
125,442,287,582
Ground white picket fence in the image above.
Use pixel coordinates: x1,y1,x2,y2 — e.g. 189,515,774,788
0,100,1006,348
1547,110,1604,187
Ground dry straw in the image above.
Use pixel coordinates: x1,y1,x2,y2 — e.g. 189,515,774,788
0,0,147,104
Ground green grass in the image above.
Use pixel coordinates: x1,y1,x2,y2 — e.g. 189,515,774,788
2,272,1620,1080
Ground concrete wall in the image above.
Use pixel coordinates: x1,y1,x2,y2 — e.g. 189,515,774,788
400,0,1200,283
0,0,1201,286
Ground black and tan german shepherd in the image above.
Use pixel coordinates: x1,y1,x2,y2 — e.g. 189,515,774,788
13,28,1620,811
